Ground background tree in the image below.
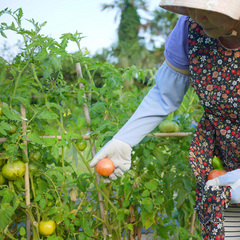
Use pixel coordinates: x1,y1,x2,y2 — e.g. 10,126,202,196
98,0,179,70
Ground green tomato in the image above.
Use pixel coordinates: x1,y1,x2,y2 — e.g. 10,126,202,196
39,220,56,236
2,160,26,180
158,120,180,133
7,124,17,134
29,163,38,174
29,151,41,161
75,140,87,151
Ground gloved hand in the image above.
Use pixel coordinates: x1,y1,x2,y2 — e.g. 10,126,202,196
206,169,240,204
89,139,132,181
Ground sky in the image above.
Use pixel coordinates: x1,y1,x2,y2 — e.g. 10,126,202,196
0,0,160,57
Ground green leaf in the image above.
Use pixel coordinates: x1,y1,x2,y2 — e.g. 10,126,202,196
123,183,132,200
155,195,164,205
19,226,26,236
37,109,59,120
39,198,47,209
48,206,58,216
27,132,45,145
141,197,153,211
46,102,65,113
35,48,48,61
142,189,150,197
0,121,8,135
38,179,48,192
19,202,28,209
122,199,130,207
2,107,22,121
81,215,93,237
0,203,15,232
127,223,133,231
0,31,7,38
77,233,86,240
176,189,188,209
64,218,70,228
15,96,30,107
117,209,125,221
0,189,14,203
141,209,155,229
34,194,42,202
157,224,170,239
144,180,158,191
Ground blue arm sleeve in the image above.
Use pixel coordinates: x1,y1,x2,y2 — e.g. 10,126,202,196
164,16,189,69
113,61,190,147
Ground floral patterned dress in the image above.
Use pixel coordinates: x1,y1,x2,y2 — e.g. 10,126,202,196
188,18,240,239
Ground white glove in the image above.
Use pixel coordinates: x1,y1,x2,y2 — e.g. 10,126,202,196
89,139,132,180
206,169,240,204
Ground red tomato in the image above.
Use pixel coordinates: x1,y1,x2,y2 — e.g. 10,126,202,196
207,169,227,180
96,158,115,177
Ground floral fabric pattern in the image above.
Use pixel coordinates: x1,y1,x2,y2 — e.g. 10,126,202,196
188,18,240,239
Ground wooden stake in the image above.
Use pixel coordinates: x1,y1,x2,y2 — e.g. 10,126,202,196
0,135,90,143
189,210,196,240
0,132,192,144
148,132,193,137
21,103,31,240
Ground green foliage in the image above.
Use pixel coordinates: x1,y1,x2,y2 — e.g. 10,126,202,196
0,7,203,240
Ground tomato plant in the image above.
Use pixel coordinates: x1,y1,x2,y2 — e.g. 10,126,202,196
0,7,203,240
96,158,115,177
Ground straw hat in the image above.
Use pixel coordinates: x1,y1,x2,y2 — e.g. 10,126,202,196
159,0,240,20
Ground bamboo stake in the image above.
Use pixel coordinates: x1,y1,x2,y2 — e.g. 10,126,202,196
189,210,196,240
21,103,31,240
39,135,91,140
75,62,108,238
0,132,192,144
148,132,193,137
0,135,90,143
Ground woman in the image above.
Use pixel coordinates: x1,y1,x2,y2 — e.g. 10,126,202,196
90,0,240,239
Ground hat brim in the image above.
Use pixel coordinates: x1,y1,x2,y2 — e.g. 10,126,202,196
159,0,240,20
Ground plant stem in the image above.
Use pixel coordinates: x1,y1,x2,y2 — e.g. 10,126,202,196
3,228,17,240
60,146,66,196
10,59,31,108
43,172,63,207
